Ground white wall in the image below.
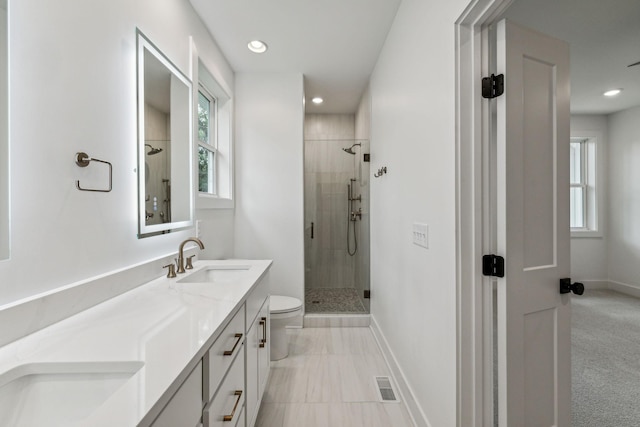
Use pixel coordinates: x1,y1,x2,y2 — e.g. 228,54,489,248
570,115,608,283
607,106,640,288
368,0,468,425
234,73,305,302
0,0,234,306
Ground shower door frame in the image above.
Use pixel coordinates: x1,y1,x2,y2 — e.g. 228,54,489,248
303,138,370,315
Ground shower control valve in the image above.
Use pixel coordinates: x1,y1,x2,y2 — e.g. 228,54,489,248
351,208,362,221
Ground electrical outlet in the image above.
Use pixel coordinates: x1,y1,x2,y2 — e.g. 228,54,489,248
196,220,202,238
412,223,428,249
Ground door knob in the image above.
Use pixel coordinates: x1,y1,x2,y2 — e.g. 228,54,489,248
560,278,584,295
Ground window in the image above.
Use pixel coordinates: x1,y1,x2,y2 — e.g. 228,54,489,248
196,60,233,208
569,139,586,228
198,88,217,195
569,136,600,236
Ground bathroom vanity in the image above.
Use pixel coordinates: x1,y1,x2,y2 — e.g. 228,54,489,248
0,259,271,427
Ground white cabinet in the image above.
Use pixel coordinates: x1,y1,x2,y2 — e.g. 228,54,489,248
256,302,270,402
204,307,245,402
203,342,245,427
148,272,270,427
151,361,203,427
245,287,270,427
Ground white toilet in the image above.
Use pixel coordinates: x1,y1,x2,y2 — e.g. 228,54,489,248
269,295,303,361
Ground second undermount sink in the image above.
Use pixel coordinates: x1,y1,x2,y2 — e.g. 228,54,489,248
177,265,251,284
0,361,144,426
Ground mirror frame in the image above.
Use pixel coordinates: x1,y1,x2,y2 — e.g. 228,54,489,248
136,29,194,237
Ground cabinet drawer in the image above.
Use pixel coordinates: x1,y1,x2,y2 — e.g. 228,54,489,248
203,344,245,427
152,361,203,427
204,306,245,402
246,274,269,329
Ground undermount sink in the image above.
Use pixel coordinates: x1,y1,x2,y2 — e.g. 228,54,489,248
177,265,251,284
0,361,144,426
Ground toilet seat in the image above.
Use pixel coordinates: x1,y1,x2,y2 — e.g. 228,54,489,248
270,295,302,319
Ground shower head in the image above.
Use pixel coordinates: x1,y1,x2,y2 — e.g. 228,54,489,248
145,144,163,155
342,143,361,155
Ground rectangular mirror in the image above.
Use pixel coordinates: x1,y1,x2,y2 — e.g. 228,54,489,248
136,30,193,237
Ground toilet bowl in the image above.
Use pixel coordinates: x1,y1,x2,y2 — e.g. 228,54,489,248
269,295,303,361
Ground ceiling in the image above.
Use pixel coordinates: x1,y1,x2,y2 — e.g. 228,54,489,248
190,0,640,116
189,0,401,114
503,0,640,115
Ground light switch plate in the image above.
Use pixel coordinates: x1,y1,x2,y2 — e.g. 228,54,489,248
413,223,428,248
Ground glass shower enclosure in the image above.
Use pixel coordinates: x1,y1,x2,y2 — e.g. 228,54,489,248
304,139,370,314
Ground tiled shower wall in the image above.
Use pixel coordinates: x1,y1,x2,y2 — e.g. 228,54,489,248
144,103,170,226
304,114,370,308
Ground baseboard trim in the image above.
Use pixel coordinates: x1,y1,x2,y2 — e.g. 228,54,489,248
577,279,640,299
608,281,640,299
370,315,429,427
580,280,609,290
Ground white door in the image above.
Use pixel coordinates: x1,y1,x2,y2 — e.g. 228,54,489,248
495,19,571,427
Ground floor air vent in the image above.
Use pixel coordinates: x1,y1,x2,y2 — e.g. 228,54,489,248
375,376,400,402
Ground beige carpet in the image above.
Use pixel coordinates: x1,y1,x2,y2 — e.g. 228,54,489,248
572,289,640,426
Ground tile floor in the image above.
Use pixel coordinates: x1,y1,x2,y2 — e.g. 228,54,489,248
255,327,414,427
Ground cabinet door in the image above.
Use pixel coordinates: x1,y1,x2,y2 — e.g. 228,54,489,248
245,315,259,427
247,299,270,427
257,302,270,398
152,361,203,427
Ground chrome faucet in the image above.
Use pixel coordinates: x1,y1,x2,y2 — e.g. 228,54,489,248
176,237,205,274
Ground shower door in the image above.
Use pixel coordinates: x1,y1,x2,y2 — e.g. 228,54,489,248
304,139,370,314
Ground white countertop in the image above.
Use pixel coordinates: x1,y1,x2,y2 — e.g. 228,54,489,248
0,259,272,426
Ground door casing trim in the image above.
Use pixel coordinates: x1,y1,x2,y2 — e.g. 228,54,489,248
455,0,513,425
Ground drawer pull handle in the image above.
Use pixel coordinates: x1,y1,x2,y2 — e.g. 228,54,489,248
223,390,243,422
223,333,243,356
259,317,267,348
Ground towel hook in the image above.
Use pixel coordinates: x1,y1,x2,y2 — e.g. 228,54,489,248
374,166,387,178
75,152,112,192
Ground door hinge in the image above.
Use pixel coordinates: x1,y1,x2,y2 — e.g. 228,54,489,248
364,290,371,299
482,254,505,278
482,74,504,99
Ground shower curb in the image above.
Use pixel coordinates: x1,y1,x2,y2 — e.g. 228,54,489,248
303,314,370,328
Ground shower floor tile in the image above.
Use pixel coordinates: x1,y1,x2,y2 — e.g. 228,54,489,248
305,288,367,314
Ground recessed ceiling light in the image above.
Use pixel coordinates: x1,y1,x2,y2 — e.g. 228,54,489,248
247,40,268,53
603,89,622,97
311,97,323,104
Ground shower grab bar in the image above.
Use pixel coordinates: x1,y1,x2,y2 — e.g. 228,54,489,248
75,152,112,193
